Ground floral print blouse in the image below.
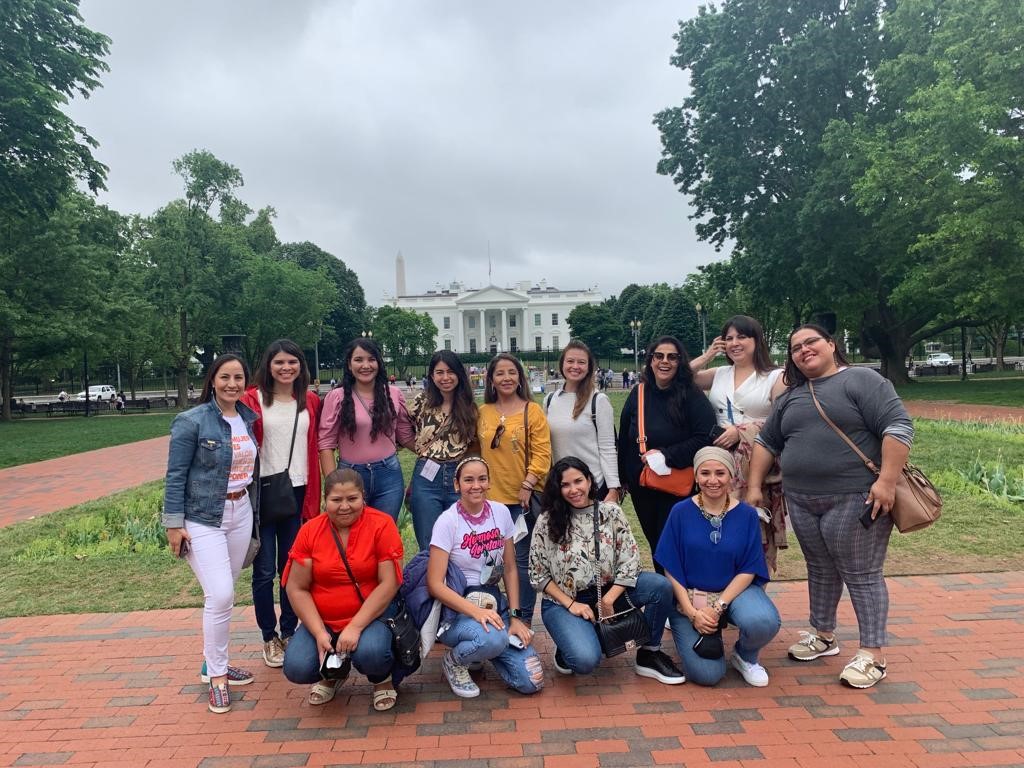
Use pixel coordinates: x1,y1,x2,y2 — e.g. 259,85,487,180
528,501,640,598
409,391,477,461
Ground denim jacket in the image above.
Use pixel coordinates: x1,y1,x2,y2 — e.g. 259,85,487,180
162,399,261,529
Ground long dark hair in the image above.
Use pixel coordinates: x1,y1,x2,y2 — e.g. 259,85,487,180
641,335,694,424
719,315,776,375
424,350,478,445
559,339,597,420
200,354,250,404
541,456,597,546
340,338,396,440
254,338,309,411
783,323,849,387
484,353,530,403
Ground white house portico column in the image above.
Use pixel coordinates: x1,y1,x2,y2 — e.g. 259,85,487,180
478,309,485,352
500,308,508,353
456,309,464,352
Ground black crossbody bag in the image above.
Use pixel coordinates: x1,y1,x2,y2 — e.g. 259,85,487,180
328,525,421,671
589,503,649,657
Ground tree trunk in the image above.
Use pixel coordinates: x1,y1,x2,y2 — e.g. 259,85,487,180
177,309,189,409
0,334,12,422
862,316,913,386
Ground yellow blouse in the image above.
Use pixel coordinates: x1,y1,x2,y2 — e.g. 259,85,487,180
478,401,551,505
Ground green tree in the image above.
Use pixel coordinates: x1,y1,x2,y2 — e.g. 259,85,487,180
0,0,109,217
0,193,121,418
566,303,622,361
276,241,368,366
371,306,437,378
145,150,246,405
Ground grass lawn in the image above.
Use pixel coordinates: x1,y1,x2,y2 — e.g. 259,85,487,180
0,413,176,469
896,374,1024,406
1,384,1022,616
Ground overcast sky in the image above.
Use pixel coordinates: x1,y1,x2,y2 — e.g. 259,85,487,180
70,1,725,305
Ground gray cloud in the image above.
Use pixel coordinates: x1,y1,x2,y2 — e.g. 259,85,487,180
71,0,725,304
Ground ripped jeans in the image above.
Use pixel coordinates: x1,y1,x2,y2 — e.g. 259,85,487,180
438,612,544,694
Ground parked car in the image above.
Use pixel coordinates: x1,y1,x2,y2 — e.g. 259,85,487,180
925,353,954,366
75,385,117,401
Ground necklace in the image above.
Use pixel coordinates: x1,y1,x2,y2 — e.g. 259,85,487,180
457,500,491,527
694,492,731,522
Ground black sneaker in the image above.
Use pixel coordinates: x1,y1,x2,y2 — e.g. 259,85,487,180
635,648,685,685
553,649,573,675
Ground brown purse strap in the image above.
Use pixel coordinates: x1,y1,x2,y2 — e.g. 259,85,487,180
806,380,879,475
522,402,531,473
636,383,648,455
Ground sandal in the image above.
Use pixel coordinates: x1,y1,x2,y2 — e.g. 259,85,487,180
308,679,338,706
372,679,397,711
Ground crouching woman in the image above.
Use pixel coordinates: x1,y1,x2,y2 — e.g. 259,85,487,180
282,468,406,710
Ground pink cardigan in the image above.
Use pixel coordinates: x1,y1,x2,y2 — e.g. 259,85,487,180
317,385,414,463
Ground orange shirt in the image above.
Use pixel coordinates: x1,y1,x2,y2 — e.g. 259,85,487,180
284,509,403,632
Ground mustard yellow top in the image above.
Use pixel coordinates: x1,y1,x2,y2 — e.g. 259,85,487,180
478,401,551,504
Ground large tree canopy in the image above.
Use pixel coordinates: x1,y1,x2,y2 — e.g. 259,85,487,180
0,0,110,217
655,0,1023,382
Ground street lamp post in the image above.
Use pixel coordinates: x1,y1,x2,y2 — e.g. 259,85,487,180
629,318,642,375
695,303,707,351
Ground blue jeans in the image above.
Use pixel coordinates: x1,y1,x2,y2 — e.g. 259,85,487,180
667,584,780,686
339,454,405,521
506,503,537,625
409,458,460,550
438,611,544,694
252,485,303,642
540,571,672,674
283,601,401,685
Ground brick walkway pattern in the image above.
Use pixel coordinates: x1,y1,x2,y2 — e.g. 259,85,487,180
0,436,169,528
1,571,1021,768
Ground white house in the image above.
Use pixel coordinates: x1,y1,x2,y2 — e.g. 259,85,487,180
390,278,603,354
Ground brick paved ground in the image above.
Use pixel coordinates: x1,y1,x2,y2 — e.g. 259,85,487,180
0,436,169,528
1,571,1021,768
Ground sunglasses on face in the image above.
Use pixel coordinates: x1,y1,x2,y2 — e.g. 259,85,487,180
789,336,825,355
490,423,505,449
651,352,681,362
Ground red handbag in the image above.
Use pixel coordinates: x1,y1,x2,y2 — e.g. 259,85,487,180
636,383,694,497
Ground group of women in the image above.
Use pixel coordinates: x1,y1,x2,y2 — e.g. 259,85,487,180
163,315,912,714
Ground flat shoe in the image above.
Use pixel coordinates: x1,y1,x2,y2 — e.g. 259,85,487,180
308,679,338,706
372,680,397,711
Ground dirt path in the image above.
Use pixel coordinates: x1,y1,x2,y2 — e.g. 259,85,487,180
903,399,1024,422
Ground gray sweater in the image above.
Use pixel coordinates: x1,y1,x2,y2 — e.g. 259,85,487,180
756,367,913,495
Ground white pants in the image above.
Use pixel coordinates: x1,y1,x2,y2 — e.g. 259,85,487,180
185,494,253,678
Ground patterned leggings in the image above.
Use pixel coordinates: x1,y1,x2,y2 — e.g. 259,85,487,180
785,490,893,648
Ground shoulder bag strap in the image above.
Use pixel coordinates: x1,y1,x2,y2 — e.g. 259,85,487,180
284,405,300,472
522,402,531,473
636,383,648,455
806,381,879,474
590,392,599,436
328,524,367,603
544,391,554,413
592,501,604,621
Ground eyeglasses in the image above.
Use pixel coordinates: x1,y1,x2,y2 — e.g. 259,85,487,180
651,352,681,362
708,516,722,545
490,423,505,449
789,336,825,355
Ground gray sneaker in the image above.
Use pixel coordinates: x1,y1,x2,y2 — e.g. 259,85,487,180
788,631,840,662
840,651,887,689
442,650,480,698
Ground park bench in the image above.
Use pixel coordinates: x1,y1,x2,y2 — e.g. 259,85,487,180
120,399,151,414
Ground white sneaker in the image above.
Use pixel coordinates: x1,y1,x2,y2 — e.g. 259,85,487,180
840,651,887,689
731,654,769,687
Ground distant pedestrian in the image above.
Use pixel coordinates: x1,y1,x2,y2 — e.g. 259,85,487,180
57,389,68,402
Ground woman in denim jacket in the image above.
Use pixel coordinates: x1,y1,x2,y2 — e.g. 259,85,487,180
163,354,261,714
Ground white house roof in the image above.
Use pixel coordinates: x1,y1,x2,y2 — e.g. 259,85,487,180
454,285,529,306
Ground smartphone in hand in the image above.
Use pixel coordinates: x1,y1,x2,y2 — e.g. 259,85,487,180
859,506,876,529
177,539,190,558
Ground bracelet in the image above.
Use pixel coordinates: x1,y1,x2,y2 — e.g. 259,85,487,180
521,481,534,489
568,600,576,610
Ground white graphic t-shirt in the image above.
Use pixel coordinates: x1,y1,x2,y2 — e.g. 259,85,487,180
224,413,257,493
430,500,514,587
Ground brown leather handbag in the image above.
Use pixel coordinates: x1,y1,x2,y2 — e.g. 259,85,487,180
636,383,694,497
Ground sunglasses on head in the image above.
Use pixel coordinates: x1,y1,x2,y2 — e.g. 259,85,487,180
652,352,681,362
490,423,505,449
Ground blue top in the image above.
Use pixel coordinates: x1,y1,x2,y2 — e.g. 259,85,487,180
654,498,769,592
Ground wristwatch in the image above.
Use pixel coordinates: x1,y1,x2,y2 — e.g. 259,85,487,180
716,601,729,613
509,608,523,619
